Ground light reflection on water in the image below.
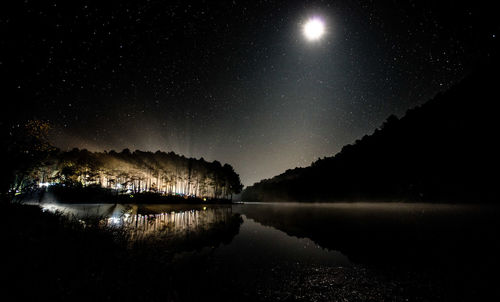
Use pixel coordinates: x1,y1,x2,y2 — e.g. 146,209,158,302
30,201,500,301
37,201,497,269
108,207,234,241
39,203,235,240
36,202,352,266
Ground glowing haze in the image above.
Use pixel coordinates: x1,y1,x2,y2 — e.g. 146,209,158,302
303,17,326,41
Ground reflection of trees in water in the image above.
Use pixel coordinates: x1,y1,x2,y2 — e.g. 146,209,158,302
240,204,500,268
104,207,242,253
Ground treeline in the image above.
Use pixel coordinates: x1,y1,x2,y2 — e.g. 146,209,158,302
30,148,243,200
242,59,500,203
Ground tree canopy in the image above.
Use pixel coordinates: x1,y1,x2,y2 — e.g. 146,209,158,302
31,148,243,200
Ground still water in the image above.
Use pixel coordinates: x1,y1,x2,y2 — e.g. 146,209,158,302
37,201,500,300
39,202,351,267
38,201,500,263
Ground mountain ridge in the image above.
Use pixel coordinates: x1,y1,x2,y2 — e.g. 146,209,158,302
242,58,500,203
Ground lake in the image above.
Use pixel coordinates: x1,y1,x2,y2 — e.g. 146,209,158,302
36,201,500,301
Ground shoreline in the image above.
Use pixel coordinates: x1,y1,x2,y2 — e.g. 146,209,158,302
18,187,235,205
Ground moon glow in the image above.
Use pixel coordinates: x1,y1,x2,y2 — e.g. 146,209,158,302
303,17,325,41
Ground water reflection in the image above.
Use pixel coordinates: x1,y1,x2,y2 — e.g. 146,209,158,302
39,203,243,252
31,201,500,301
37,202,353,266
105,206,235,241
235,202,500,267
39,201,500,268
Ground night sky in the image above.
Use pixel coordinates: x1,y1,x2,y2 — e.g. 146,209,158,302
2,0,498,186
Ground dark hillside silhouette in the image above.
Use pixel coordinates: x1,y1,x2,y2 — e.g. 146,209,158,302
243,58,500,203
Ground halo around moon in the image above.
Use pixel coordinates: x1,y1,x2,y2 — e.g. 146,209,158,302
303,17,325,41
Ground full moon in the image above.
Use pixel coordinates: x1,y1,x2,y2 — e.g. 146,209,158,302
303,17,325,41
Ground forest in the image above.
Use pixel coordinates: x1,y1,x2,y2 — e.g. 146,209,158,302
242,60,500,203
27,148,244,200
0,122,243,203
1,118,244,203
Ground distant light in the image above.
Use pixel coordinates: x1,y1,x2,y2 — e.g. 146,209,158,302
109,217,121,225
303,17,325,41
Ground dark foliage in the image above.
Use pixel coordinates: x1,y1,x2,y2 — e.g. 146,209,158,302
243,59,500,203
0,120,54,203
